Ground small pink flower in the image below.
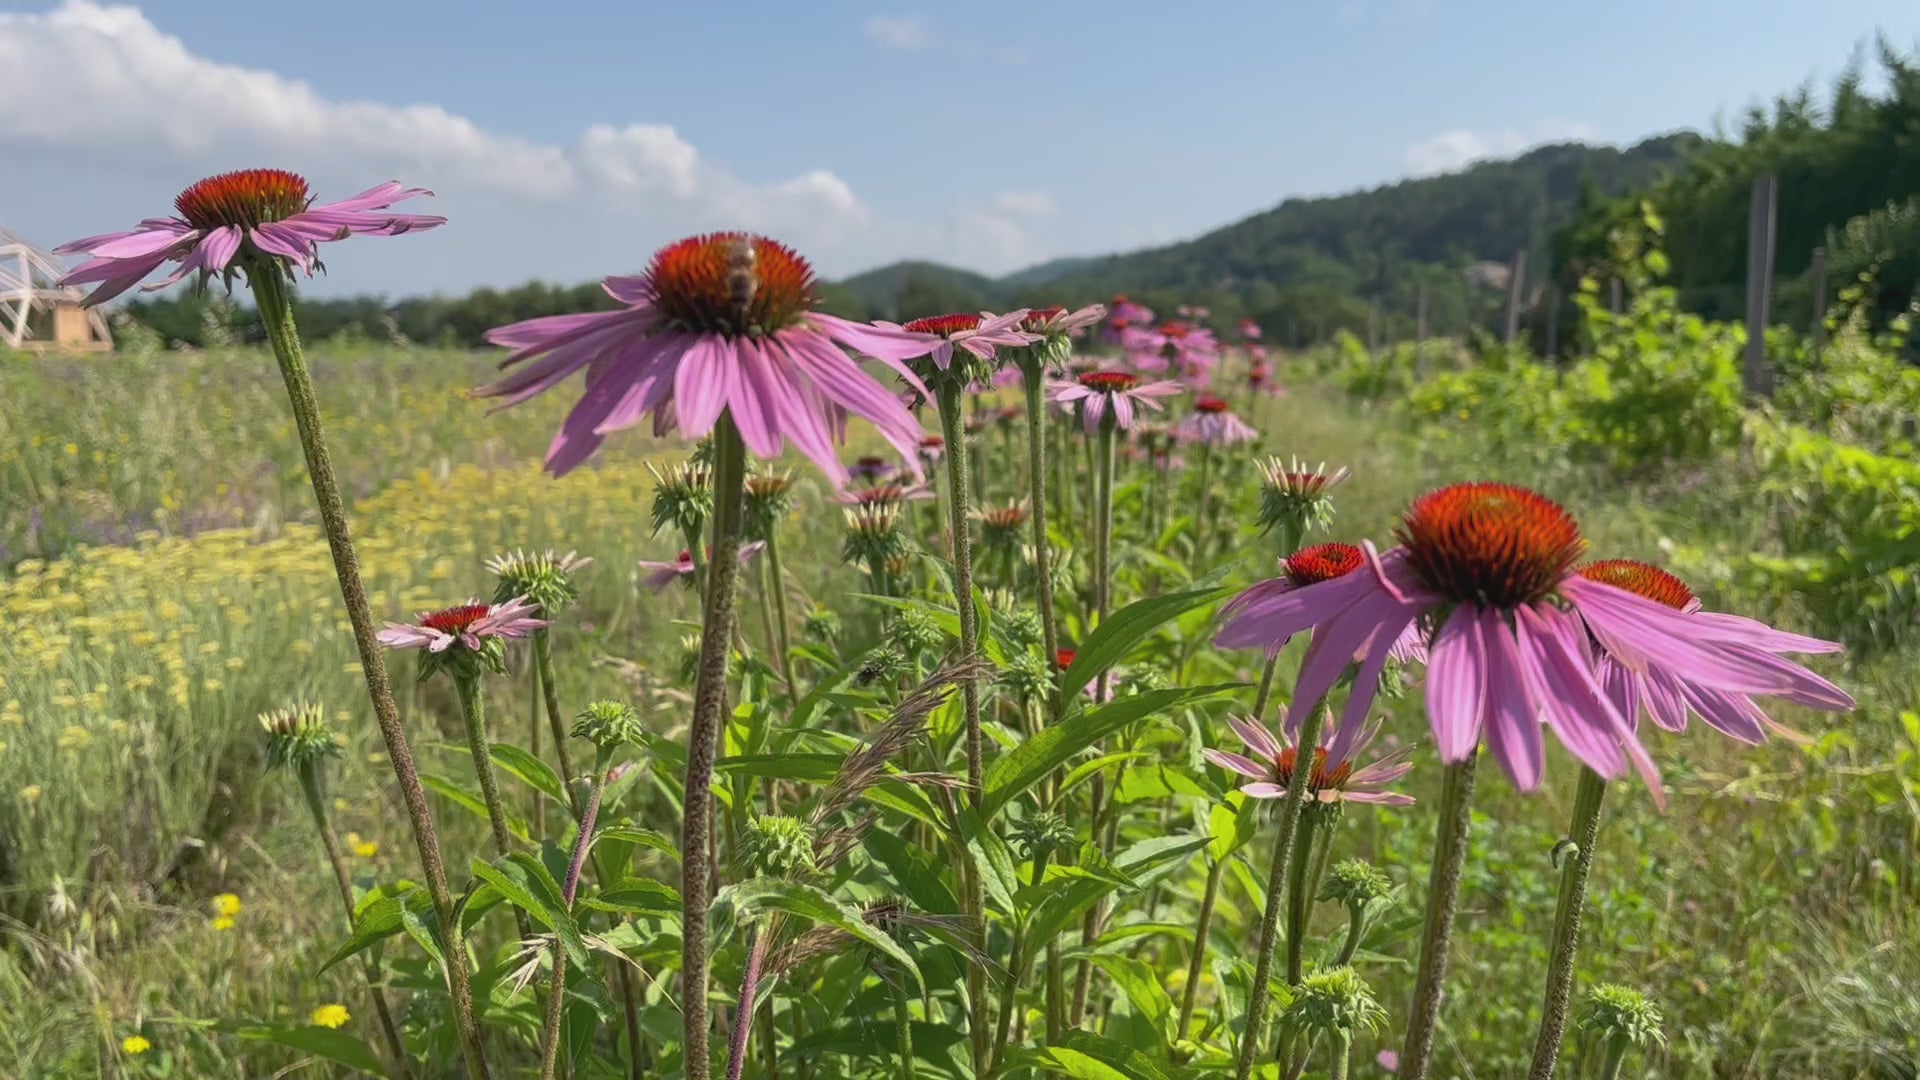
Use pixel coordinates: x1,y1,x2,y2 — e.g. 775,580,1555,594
1124,320,1220,377
834,482,936,508
1239,318,1263,342
56,170,443,306
1045,370,1186,435
1205,713,1414,806
1175,395,1259,445
878,311,1041,371
1021,303,1108,338
1377,1049,1400,1073
378,597,546,654
639,542,766,591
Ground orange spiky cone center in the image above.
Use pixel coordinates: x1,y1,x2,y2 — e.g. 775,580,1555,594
1021,305,1066,332
1576,559,1695,611
1275,746,1353,792
1195,395,1229,414
902,313,982,337
1285,542,1365,587
174,168,311,230
420,603,490,633
1398,482,1585,608
1079,371,1139,392
646,232,817,337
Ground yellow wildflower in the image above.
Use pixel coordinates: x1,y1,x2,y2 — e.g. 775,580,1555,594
19,785,41,804
346,833,379,859
212,892,242,917
211,916,235,931
122,1035,151,1055
310,1004,351,1029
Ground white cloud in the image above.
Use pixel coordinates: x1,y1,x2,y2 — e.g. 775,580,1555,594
0,1,865,227
863,13,931,50
994,191,1057,219
1405,120,1598,177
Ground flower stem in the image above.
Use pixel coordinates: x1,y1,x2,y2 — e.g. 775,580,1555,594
682,412,748,1080
1176,856,1227,1038
1252,654,1280,724
297,766,412,1080
1235,705,1327,1080
1399,753,1481,1080
989,847,1053,1075
539,771,605,1080
725,930,772,1080
453,673,515,858
1335,905,1365,966
892,964,920,1080
1194,442,1215,560
933,381,989,1076
1526,767,1609,1080
1070,414,1119,1024
528,666,545,840
1284,808,1323,987
1330,1031,1352,1080
762,531,797,694
1596,1036,1630,1080
247,263,489,1080
1019,359,1063,722
533,630,581,811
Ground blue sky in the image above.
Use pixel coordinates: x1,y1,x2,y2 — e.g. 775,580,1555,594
2,0,1914,298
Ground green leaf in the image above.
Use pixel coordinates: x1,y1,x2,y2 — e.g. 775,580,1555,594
1085,954,1175,1048
863,829,958,915
982,686,1237,819
217,1022,387,1076
421,774,529,841
1114,763,1218,803
594,825,681,863
1059,587,1228,702
468,854,588,967
490,743,570,807
1207,793,1261,862
321,887,436,973
583,878,682,918
719,879,923,993
715,753,843,783
1018,1045,1135,1080
397,899,446,969
1057,751,1146,801
960,807,1019,915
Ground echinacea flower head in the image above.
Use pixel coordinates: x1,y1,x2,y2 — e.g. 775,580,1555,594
1279,966,1387,1041
648,460,713,538
1176,395,1260,445
740,814,817,879
1106,295,1154,330
1320,858,1392,908
1256,457,1351,540
486,549,592,614
1205,713,1413,806
1219,482,1847,801
572,700,645,759
258,701,340,772
1576,985,1666,1051
377,596,547,680
1010,303,1107,371
974,501,1029,539
1573,560,1853,745
834,481,935,508
310,1004,351,1030
56,171,443,306
742,471,797,540
1045,370,1186,435
1124,320,1220,376
477,232,934,480
884,311,1040,385
638,543,767,592
1238,317,1263,342
1247,359,1283,396
917,433,946,465
840,504,908,567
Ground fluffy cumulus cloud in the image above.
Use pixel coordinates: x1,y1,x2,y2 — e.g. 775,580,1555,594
1405,120,1599,177
0,2,1057,292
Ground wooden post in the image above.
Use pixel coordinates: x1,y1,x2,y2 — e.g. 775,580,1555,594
1545,286,1560,359
1609,277,1622,315
1809,245,1828,359
1743,174,1779,396
1504,249,1528,346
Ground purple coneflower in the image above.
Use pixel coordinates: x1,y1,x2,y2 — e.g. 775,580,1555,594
1177,395,1260,445
1239,318,1263,342
1575,560,1851,743
1223,543,1423,664
56,170,443,305
916,434,946,467
848,455,895,484
1206,714,1414,806
834,482,936,508
1046,370,1185,435
476,233,932,479
881,311,1038,373
378,597,546,653
1125,320,1220,377
1217,483,1849,797
639,542,767,592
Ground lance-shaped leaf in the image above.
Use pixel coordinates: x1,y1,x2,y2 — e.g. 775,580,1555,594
718,879,925,993
489,743,569,807
1058,586,1229,702
469,853,588,967
215,1022,388,1076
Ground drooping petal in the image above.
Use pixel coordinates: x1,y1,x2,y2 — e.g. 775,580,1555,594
1203,749,1269,780
1425,607,1488,764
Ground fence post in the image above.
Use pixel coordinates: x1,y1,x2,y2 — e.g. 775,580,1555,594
1809,245,1828,360
1504,249,1527,346
1743,173,1779,397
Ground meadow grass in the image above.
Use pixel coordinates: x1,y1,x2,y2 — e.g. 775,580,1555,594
0,347,1911,1078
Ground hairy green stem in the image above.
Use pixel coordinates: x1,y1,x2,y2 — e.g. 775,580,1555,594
892,966,920,1080
1330,1031,1352,1080
532,631,581,810
1335,905,1365,966
297,767,412,1080
1177,856,1227,1038
1252,654,1280,724
1235,705,1327,1080
990,847,1053,1074
1194,442,1215,559
1596,1037,1630,1080
1527,768,1609,1080
762,530,797,693
1399,754,1481,1080
1019,360,1064,722
453,674,515,858
248,264,489,1080
682,413,749,1080
539,772,605,1080
1284,809,1323,987
934,382,991,1076
1070,414,1119,1025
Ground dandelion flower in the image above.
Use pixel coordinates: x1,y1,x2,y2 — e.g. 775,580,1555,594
476,233,934,479
212,893,242,918
310,1004,351,1029
56,170,443,306
345,832,379,859
121,1035,151,1056
1175,395,1259,445
1045,370,1185,435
